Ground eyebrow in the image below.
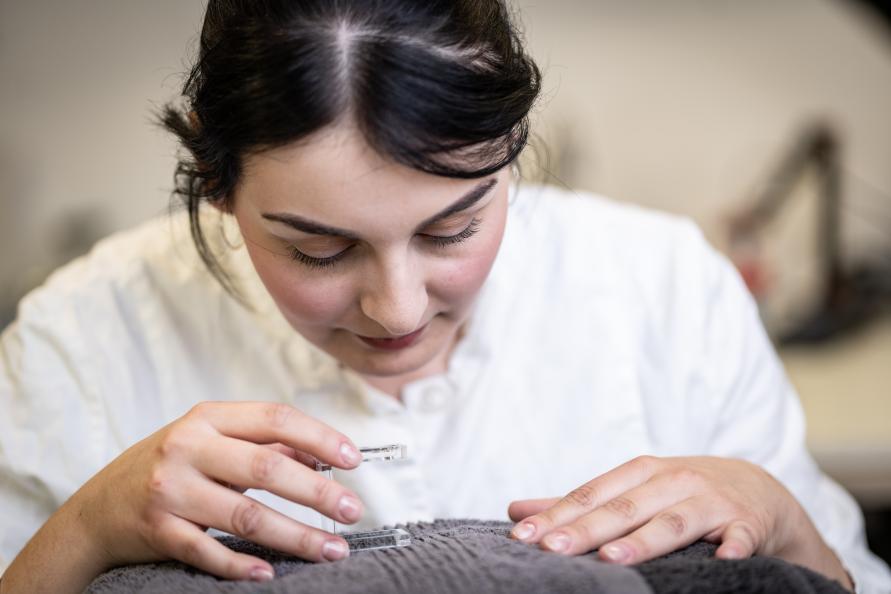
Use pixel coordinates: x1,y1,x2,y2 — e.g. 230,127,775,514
262,177,498,240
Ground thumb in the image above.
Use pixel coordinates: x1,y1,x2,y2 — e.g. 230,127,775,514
715,520,759,560
507,497,561,522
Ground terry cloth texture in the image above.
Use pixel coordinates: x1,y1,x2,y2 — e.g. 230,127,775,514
85,519,848,594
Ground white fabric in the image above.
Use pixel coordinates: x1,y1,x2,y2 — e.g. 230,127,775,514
1,184,889,592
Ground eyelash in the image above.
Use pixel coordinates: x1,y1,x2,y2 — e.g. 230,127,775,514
287,245,351,269
287,218,482,269
425,217,482,247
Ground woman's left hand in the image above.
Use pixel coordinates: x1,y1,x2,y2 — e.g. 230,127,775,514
507,456,853,591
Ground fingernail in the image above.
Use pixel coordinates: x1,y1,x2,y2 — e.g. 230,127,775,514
511,522,536,541
340,442,361,466
542,532,571,553
322,539,350,561
249,567,274,582
601,543,631,563
338,495,362,522
719,546,744,560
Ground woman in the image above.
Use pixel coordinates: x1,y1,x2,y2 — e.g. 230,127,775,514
1,1,889,592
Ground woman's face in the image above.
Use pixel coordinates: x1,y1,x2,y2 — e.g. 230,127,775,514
232,124,510,389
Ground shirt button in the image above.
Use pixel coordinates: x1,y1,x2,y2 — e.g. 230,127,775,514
419,385,448,413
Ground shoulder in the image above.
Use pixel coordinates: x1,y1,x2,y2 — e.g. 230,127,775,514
7,208,235,370
15,208,226,324
507,183,726,310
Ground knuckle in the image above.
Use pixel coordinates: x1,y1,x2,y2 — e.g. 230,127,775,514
250,449,283,486
573,518,601,543
626,536,649,559
293,525,315,556
143,528,165,554
604,496,638,521
223,556,243,579
147,468,173,502
265,403,297,429
533,510,555,529
157,429,190,461
565,484,599,510
312,476,334,506
230,500,264,538
178,534,206,566
631,455,658,473
136,512,163,548
671,468,702,486
657,511,689,537
188,401,213,419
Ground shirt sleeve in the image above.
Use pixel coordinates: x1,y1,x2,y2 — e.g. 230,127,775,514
690,230,891,594
0,267,108,576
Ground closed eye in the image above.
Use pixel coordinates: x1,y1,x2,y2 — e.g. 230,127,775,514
287,217,482,269
286,244,354,268
421,218,482,247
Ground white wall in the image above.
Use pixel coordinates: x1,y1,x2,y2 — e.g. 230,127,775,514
0,0,205,303
517,0,891,262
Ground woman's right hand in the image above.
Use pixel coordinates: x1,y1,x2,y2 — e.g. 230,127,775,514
73,401,364,582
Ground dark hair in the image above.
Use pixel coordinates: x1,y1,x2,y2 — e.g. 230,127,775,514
160,0,541,290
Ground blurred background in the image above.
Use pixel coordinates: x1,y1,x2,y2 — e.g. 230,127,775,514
1,0,889,562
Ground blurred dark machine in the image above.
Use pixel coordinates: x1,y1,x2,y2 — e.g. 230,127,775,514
728,123,891,345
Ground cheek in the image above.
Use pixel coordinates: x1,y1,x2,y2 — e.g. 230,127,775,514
431,213,506,307
245,245,352,326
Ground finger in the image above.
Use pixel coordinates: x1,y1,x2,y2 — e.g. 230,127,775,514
215,478,248,494
224,444,319,493
538,472,691,555
715,520,759,560
596,498,710,564
168,474,351,563
508,498,560,522
194,435,363,525
265,443,321,470
188,402,361,469
154,514,276,582
511,456,659,543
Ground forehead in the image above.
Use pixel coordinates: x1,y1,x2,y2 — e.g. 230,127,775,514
237,125,491,229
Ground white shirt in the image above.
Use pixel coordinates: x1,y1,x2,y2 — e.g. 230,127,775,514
1,184,889,592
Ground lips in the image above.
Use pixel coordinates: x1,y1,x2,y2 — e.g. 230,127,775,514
357,323,427,351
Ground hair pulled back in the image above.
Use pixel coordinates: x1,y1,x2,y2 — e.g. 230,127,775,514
160,0,541,288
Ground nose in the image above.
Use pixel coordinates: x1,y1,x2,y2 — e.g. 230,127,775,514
358,252,428,337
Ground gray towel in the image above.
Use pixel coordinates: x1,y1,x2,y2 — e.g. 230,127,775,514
85,519,848,594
